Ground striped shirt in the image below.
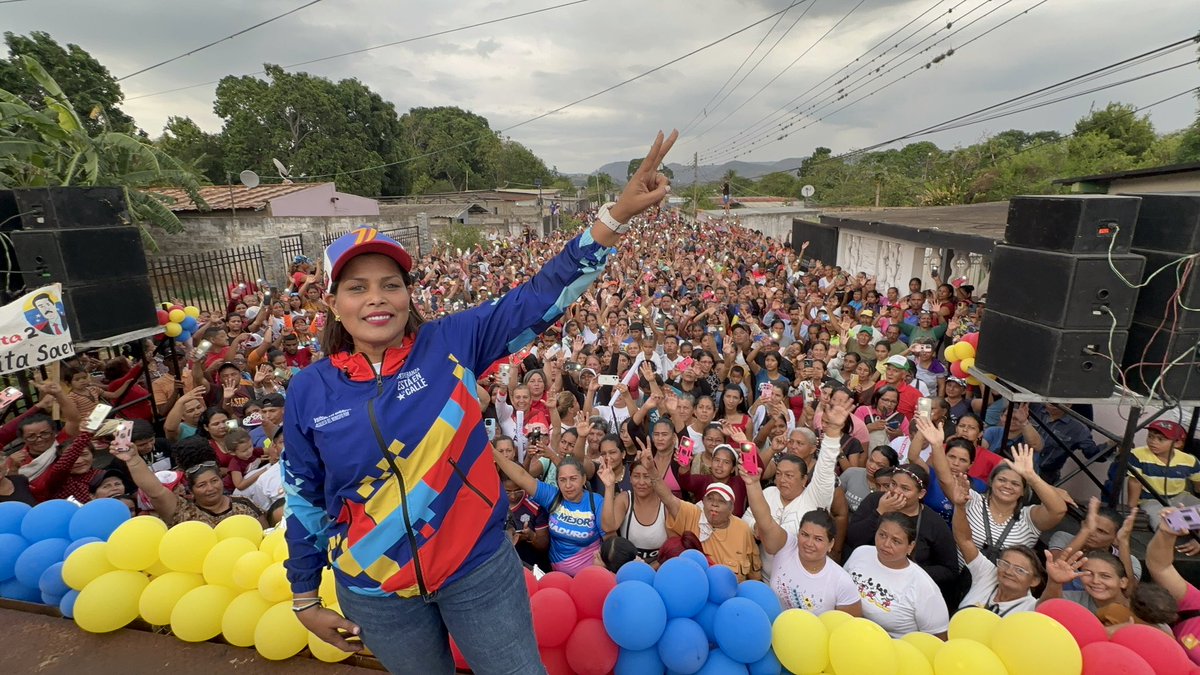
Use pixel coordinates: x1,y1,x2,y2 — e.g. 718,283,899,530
965,490,1041,551
1128,447,1200,499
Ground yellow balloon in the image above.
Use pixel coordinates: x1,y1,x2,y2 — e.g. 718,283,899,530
934,639,1007,675
62,542,116,591
222,590,274,647
73,570,149,633
214,514,263,545
159,521,219,574
144,560,171,578
829,618,897,675
164,322,183,338
106,516,167,571
948,607,1000,644
307,603,359,661
990,612,1081,675
273,540,289,562
254,601,308,660
318,567,338,605
902,631,944,665
966,375,982,387
819,609,854,634
232,551,273,591
259,528,285,557
183,306,201,319
894,638,934,675
170,584,238,642
958,357,976,374
957,342,976,361
258,562,291,603
202,538,256,588
945,343,962,362
138,572,204,626
168,309,186,324
772,609,828,675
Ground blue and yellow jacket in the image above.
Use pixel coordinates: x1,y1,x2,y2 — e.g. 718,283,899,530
281,231,611,597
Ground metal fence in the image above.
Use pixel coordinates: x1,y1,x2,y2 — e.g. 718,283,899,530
280,233,305,264
148,245,268,316
322,224,422,256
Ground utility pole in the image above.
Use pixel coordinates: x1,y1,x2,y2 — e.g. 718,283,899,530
691,152,699,222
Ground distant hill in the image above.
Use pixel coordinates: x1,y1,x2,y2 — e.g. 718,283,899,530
571,157,807,186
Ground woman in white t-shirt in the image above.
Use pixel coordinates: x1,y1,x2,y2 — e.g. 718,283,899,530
948,472,1043,616
744,468,860,614
843,512,950,638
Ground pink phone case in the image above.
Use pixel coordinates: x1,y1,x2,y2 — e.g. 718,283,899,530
1164,505,1200,532
0,387,23,409
675,438,695,466
111,421,133,453
741,443,760,476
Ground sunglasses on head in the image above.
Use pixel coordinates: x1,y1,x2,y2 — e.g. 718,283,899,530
185,461,219,476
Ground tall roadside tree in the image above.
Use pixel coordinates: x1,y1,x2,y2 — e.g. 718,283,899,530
494,139,552,188
0,31,136,135
214,65,406,196
155,116,224,185
398,106,501,194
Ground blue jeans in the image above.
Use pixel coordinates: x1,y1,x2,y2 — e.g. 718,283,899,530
336,544,545,675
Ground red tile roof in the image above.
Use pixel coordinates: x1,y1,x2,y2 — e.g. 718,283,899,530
152,183,328,212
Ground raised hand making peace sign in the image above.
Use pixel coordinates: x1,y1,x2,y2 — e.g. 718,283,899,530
609,130,679,224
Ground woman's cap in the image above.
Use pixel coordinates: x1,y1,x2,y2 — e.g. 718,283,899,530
324,227,413,285
705,483,735,503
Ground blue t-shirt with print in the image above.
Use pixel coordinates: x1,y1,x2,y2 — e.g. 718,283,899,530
924,468,986,524
532,482,605,563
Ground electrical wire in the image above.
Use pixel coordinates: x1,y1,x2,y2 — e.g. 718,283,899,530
125,0,592,101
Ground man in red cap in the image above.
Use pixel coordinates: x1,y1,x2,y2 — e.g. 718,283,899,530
1127,419,1200,529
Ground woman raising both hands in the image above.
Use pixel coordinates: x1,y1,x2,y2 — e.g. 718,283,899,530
282,130,677,674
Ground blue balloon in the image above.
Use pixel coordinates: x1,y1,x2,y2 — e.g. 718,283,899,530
616,648,665,675
176,330,192,343
616,558,656,585
748,649,781,675
679,549,710,570
697,649,748,675
180,316,198,331
59,589,79,618
64,537,102,558
735,580,782,623
14,538,69,587
0,578,41,603
654,558,710,619
658,618,709,675
39,561,69,598
41,590,62,606
0,533,29,580
68,498,130,541
707,565,738,605
603,580,668,651
714,597,772,664
694,602,721,645
20,499,76,542
0,501,31,535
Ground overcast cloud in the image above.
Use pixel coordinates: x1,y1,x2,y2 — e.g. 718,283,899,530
3,0,1197,174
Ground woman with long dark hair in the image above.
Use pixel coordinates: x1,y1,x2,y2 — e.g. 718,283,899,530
282,130,678,674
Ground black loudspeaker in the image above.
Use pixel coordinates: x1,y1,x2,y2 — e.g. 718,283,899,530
1122,321,1200,400
59,279,157,342
976,310,1127,398
1126,192,1200,253
1005,195,1141,254
985,245,1144,329
1131,247,1200,331
10,187,128,229
9,228,147,284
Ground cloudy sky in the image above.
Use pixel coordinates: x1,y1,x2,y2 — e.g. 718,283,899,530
4,0,1197,174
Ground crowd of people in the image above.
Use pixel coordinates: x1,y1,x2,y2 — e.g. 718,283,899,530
2,201,1199,667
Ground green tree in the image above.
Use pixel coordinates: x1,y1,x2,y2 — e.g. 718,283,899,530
0,31,136,135
0,56,206,249
1073,102,1156,158
755,171,801,197
155,116,224,184
399,106,501,194
627,157,673,180
214,65,406,196
1178,119,1200,163
588,172,616,203
494,139,551,187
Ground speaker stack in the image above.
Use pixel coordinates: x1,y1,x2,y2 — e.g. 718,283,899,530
976,195,1145,398
1121,193,1200,400
4,187,157,342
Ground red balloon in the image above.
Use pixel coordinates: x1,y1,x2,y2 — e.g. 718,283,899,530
1036,598,1107,648
1081,642,1154,675
524,567,539,597
540,647,573,675
449,636,472,673
530,588,578,648
950,361,967,379
170,304,184,313
570,566,616,620
538,571,573,594
961,332,980,348
156,309,170,325
1111,624,1192,675
565,618,618,675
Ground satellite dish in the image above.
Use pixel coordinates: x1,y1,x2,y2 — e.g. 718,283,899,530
801,185,815,198
239,170,260,188
272,158,291,178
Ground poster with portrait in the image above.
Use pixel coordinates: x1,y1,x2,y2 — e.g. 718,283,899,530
0,284,75,374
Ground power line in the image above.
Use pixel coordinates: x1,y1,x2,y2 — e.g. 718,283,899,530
126,0,591,101
117,0,326,82
301,1,806,180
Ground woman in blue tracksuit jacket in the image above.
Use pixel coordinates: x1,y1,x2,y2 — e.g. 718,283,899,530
283,130,678,674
